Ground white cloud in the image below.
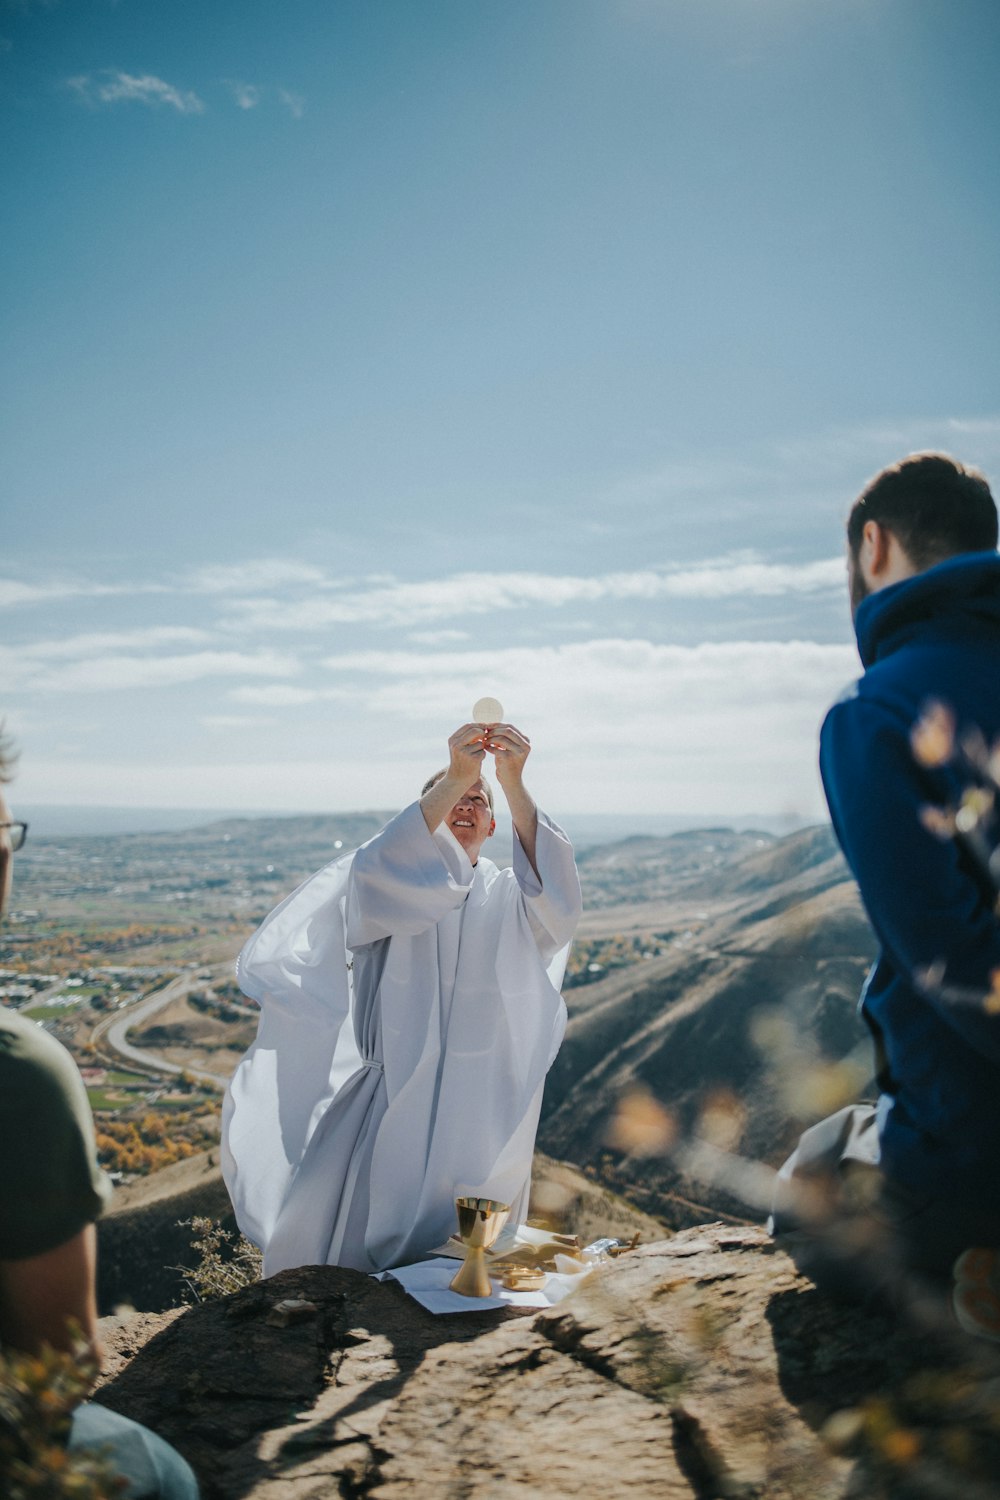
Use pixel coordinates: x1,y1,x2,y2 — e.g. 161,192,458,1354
0,578,162,610
18,626,212,660
4,649,300,695
18,636,854,817
774,415,1000,477
183,559,330,594
607,454,768,511
223,556,844,632
945,417,1000,439
16,756,412,813
407,629,471,645
234,635,855,817
225,79,260,110
227,683,359,708
202,713,275,730
68,71,205,115
0,579,78,609
278,88,305,119
318,636,856,713
228,683,345,707
600,415,1000,536
218,81,304,115
653,557,844,599
0,551,845,632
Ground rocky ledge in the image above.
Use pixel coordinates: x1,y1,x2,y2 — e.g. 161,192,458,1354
95,1224,1000,1499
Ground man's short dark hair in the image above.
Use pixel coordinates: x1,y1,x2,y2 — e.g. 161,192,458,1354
847,452,997,570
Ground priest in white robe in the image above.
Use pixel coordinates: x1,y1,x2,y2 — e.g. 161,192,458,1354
221,720,582,1275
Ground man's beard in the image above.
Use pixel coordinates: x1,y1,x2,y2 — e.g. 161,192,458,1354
849,551,869,617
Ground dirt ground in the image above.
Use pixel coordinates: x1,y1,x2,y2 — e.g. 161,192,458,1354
130,991,257,1078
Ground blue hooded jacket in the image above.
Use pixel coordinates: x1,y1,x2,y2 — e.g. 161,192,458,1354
820,552,1000,1200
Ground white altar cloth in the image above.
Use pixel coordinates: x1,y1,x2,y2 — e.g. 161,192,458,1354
373,1257,587,1315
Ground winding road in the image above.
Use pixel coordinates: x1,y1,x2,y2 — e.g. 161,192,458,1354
90,961,236,1090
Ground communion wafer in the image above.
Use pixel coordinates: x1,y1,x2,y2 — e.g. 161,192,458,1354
472,696,504,723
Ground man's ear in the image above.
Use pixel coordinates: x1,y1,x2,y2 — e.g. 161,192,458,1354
487,819,495,837
862,519,891,577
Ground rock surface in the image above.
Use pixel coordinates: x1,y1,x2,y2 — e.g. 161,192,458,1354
95,1224,1000,1499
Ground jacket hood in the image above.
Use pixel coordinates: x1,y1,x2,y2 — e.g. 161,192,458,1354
854,552,1000,669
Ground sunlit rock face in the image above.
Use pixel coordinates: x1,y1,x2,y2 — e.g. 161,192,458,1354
95,1223,1000,1499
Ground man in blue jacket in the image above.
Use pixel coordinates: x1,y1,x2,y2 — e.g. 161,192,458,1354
772,452,1000,1336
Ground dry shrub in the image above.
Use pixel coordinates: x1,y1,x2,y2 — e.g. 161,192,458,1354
177,1216,262,1301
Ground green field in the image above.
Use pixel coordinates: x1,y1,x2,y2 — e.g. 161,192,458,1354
23,1000,85,1021
87,1089,130,1111
152,1095,217,1112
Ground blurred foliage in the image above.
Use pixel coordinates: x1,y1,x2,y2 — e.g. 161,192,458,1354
821,1367,1000,1497
0,1337,124,1499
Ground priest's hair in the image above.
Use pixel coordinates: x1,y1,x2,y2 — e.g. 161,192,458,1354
421,768,494,814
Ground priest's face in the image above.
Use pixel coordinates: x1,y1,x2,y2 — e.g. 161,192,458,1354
445,780,495,860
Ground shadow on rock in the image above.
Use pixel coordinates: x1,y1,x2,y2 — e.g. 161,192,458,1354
767,1281,1000,1499
94,1264,525,1499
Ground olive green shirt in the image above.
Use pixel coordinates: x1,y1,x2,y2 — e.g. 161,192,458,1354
0,1008,113,1260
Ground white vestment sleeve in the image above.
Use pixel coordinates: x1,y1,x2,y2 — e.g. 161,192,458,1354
512,809,583,977
345,800,474,948
221,853,358,1248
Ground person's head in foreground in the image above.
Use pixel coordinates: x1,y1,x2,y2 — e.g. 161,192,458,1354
0,729,201,1495
847,452,997,615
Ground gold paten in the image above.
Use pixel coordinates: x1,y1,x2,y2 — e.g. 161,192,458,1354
499,1266,546,1292
449,1196,510,1297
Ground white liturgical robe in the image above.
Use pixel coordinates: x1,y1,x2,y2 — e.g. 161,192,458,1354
221,801,582,1274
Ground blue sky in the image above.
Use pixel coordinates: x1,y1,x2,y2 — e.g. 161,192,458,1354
2,0,999,821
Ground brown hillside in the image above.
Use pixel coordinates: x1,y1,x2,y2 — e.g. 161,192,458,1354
541,872,876,1229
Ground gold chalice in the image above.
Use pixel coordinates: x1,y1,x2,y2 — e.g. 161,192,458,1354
449,1196,510,1298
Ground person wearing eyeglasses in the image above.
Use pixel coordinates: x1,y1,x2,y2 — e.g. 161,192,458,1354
0,734,199,1497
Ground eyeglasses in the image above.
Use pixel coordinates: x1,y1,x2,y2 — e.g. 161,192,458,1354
0,822,28,852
